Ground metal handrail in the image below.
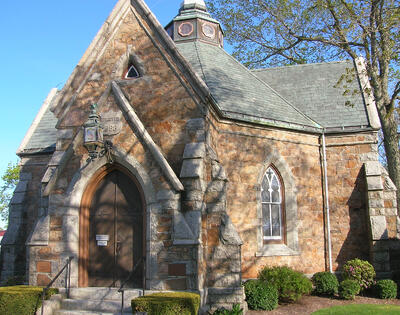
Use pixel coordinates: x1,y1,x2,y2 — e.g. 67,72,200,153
118,257,144,315
40,256,74,315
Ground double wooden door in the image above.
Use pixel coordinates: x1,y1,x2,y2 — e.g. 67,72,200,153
88,170,143,288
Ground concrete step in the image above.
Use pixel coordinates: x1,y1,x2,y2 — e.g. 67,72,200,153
55,311,132,315
60,299,131,313
66,287,143,301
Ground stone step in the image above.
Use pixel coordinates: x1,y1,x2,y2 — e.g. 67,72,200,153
55,310,132,315
64,287,143,301
60,299,131,313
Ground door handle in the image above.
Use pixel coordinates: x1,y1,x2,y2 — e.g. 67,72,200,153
116,241,122,255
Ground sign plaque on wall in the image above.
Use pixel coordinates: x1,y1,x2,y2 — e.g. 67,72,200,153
101,110,122,136
96,235,109,247
96,235,109,241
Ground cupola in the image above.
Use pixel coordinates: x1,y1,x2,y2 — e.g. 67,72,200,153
165,0,224,48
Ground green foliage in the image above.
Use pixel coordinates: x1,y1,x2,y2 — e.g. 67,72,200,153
258,266,312,303
338,279,360,300
243,279,278,310
311,304,400,315
131,292,200,315
209,304,243,315
207,0,400,71
0,285,58,315
342,258,376,290
374,279,398,299
207,0,400,212
311,272,339,296
0,161,20,228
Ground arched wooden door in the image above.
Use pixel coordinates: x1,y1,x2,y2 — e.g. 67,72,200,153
80,166,144,288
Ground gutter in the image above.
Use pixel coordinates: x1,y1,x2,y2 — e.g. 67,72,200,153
321,132,333,273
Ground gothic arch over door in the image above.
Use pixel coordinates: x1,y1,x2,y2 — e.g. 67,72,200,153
79,164,145,288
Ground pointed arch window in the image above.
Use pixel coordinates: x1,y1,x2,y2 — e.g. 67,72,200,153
261,166,285,242
124,64,140,79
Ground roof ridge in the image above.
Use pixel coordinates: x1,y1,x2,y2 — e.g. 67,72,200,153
193,42,207,82
252,60,351,72
204,44,322,128
52,0,131,118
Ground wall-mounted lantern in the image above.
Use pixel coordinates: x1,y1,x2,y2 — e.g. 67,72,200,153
83,104,113,163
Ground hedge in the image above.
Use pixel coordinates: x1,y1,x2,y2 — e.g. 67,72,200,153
0,286,58,315
243,279,278,310
258,266,312,303
311,272,339,296
131,292,200,315
375,279,398,299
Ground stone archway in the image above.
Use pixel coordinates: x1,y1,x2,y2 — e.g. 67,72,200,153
79,164,146,287
56,149,158,289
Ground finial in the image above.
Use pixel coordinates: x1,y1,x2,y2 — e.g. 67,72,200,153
180,0,207,11
90,103,98,114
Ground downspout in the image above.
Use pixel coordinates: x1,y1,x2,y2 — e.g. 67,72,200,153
321,131,333,273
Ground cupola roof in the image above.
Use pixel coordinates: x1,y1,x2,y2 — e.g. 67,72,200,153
173,0,219,24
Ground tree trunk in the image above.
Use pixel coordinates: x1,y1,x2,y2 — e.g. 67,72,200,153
380,111,400,215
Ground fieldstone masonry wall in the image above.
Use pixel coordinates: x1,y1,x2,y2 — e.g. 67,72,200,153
364,161,399,278
1,155,52,284
0,170,31,282
203,158,245,313
179,118,246,313
325,133,380,270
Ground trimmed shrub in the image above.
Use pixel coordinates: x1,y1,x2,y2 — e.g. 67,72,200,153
243,279,278,310
311,272,339,296
374,279,397,299
258,266,312,303
338,279,360,300
209,303,243,315
0,285,58,315
131,292,200,315
342,258,375,290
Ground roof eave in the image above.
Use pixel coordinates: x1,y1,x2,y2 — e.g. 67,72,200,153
17,146,56,157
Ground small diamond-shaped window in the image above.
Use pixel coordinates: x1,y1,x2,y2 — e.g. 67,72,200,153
125,65,140,79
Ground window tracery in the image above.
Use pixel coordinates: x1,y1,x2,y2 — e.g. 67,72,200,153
261,167,284,241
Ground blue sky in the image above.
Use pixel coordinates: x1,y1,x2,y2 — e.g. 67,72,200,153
0,0,203,178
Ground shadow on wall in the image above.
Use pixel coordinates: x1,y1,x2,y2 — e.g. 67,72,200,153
388,239,400,286
335,168,369,272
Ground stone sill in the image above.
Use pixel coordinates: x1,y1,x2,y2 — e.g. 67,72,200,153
256,244,300,257
173,239,200,245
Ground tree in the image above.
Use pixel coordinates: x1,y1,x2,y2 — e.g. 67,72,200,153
0,162,20,229
207,0,400,211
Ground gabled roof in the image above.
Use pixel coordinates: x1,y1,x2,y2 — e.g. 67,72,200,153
176,41,322,132
252,61,370,131
18,0,377,156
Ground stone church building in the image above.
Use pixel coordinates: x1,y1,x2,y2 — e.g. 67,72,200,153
1,0,399,312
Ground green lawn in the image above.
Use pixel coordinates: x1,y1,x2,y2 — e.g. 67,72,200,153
312,304,400,315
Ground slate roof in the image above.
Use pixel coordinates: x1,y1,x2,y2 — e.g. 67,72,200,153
24,107,57,153
176,41,322,132
18,92,58,155
18,1,373,156
252,61,370,130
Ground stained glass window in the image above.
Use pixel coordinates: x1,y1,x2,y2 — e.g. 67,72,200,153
261,167,283,240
